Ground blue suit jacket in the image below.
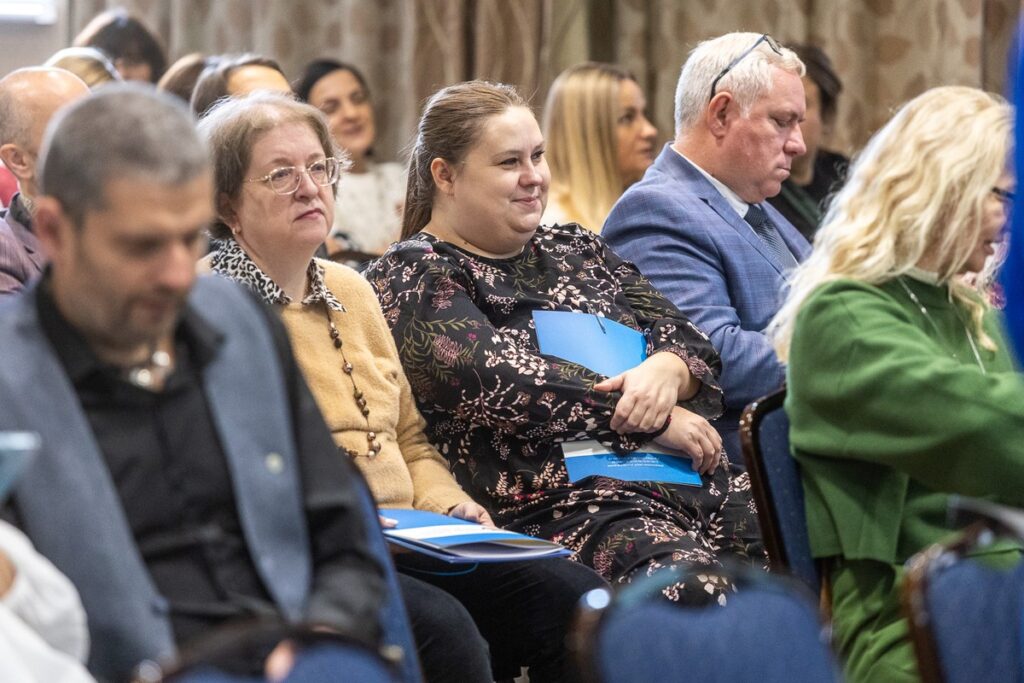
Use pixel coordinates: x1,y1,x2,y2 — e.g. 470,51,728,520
603,144,811,455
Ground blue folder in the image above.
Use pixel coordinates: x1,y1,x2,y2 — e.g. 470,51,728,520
532,310,702,487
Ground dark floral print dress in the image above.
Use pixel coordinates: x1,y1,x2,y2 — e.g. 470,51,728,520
365,224,764,601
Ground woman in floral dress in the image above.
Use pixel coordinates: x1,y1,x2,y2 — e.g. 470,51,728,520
365,80,763,602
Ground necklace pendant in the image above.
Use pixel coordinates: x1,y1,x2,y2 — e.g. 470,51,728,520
343,362,353,374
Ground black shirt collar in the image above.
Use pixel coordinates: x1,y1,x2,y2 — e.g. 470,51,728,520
35,271,224,387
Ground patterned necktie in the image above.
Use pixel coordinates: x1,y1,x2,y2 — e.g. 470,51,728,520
744,203,798,269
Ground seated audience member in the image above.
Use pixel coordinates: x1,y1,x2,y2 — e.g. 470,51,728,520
766,43,848,241
0,521,94,682
191,54,291,118
72,7,166,83
541,62,658,230
602,32,811,460
768,86,1024,683
201,91,606,683
0,68,89,296
158,52,217,104
44,47,121,89
295,60,405,258
366,80,764,605
0,85,385,681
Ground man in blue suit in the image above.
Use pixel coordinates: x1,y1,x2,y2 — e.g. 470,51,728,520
604,32,812,459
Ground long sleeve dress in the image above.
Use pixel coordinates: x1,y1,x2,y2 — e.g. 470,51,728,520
786,274,1024,683
366,223,764,601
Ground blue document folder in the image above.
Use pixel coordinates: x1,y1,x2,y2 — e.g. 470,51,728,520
532,310,702,487
532,310,646,377
382,509,570,563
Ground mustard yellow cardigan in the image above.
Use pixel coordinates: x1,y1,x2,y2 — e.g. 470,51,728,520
281,261,473,513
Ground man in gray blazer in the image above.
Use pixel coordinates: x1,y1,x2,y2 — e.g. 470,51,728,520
603,32,812,460
0,85,384,681
0,67,89,296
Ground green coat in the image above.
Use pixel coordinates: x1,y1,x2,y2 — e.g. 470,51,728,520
786,276,1024,682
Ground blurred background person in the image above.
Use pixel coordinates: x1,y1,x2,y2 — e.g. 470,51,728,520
542,62,658,231
72,7,166,83
44,47,121,89
0,67,89,296
766,43,848,241
769,85,1023,683
191,53,291,118
296,59,405,259
0,520,93,683
158,52,217,104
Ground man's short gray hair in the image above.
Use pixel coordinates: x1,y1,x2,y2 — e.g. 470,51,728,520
674,32,805,135
38,83,209,224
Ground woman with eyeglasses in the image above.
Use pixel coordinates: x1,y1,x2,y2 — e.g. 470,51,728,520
769,86,1024,683
199,91,607,683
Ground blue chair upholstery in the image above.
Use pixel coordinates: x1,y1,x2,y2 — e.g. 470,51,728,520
740,387,820,592
574,566,841,683
903,498,1024,683
174,643,400,682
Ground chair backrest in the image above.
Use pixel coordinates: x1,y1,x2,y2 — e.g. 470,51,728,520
572,566,841,683
903,499,1024,683
739,387,819,592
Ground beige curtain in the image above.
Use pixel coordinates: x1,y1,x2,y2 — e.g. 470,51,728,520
69,0,1019,160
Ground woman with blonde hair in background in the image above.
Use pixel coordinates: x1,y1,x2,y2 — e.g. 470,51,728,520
542,62,658,230
768,85,1024,683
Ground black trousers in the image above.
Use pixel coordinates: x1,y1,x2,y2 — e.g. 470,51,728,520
397,557,607,683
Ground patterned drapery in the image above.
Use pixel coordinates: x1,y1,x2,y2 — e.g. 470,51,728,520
69,0,1019,161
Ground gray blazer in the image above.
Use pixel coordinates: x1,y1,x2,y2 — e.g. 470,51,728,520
0,276,312,680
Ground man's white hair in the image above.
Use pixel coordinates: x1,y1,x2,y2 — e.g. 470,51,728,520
674,32,805,135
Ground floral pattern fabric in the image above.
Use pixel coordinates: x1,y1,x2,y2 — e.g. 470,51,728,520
366,224,764,600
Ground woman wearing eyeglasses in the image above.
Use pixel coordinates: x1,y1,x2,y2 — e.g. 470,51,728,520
199,91,607,683
769,86,1024,683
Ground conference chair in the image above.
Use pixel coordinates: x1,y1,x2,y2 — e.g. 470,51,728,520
569,563,841,683
902,497,1024,683
739,387,821,593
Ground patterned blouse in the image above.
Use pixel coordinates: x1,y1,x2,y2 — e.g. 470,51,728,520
365,224,724,524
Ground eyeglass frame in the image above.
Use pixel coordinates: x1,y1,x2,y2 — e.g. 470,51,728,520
991,186,1015,205
708,34,783,102
244,157,342,195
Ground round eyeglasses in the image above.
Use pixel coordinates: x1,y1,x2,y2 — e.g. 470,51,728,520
245,157,342,195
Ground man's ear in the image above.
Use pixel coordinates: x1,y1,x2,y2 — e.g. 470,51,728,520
706,92,734,140
32,196,73,261
430,157,457,198
0,143,32,182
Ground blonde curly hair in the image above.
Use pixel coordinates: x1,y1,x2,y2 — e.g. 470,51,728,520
769,85,1012,361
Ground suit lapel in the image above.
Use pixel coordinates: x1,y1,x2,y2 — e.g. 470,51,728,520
657,147,810,276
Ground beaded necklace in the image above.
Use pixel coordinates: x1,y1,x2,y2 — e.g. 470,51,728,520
897,278,986,374
324,302,382,458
